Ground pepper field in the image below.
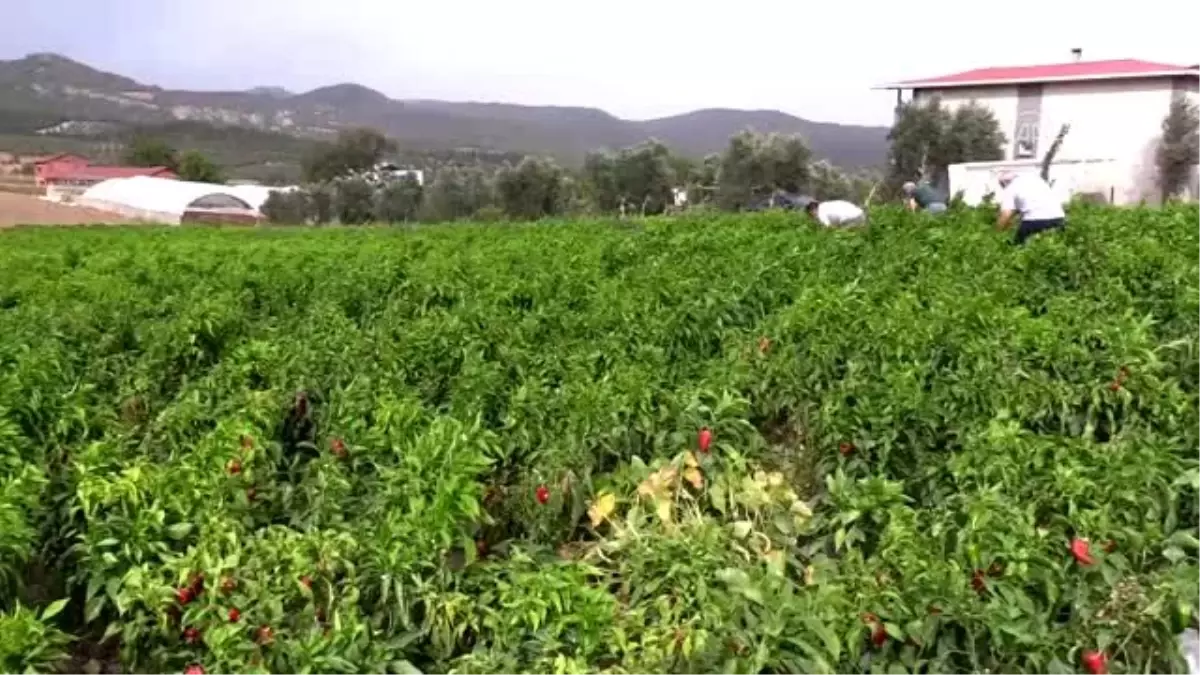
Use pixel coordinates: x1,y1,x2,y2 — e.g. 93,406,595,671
0,204,1197,674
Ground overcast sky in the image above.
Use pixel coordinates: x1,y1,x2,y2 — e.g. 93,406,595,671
4,0,1198,126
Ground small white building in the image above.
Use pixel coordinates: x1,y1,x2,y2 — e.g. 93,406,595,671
877,53,1199,204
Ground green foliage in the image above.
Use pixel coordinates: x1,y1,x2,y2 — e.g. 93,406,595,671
422,166,494,221
494,156,567,220
177,149,225,184
1155,97,1199,201
374,175,425,223
333,177,376,225
887,98,1006,194
715,130,813,210
260,190,310,225
302,128,396,183
0,204,1195,673
582,140,676,215
122,135,179,171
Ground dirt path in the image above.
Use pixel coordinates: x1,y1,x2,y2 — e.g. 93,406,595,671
0,192,132,227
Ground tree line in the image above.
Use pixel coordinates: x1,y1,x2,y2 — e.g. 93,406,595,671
131,91,1198,225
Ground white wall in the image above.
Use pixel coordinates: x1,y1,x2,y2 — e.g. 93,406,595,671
916,76,1199,204
948,159,1120,206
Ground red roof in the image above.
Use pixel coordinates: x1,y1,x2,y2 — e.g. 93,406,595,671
878,59,1198,90
44,165,177,182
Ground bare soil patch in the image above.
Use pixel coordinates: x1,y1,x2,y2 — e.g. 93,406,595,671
0,193,133,227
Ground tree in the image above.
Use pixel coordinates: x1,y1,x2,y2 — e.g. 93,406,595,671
123,136,178,171
260,190,310,224
374,175,424,223
302,128,396,183
886,98,1005,194
715,130,812,210
309,184,334,225
582,140,676,215
333,178,375,224
177,150,224,183
495,157,567,220
422,165,494,221
1155,97,1199,201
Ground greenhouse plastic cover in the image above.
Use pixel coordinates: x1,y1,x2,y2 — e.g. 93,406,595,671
79,176,254,217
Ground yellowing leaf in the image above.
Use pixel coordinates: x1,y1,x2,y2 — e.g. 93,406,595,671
684,467,704,489
655,498,673,524
804,564,816,586
764,549,785,575
588,492,617,527
684,451,699,468
731,520,753,539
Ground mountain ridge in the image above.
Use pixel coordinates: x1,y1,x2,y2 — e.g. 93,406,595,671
0,52,889,167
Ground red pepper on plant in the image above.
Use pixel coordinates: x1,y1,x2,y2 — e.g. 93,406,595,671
176,587,195,605
1081,650,1107,674
1071,538,1095,566
971,569,986,594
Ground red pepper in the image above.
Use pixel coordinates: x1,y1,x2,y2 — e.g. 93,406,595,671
184,665,205,675
228,607,241,622
1082,650,1107,674
1071,538,1095,566
183,626,201,645
839,442,854,456
971,569,986,594
698,427,713,453
535,484,550,505
176,587,195,605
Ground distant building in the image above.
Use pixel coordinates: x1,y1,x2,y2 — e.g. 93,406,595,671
34,153,179,200
876,53,1199,204
373,162,424,185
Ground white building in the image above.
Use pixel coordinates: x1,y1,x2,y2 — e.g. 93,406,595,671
877,53,1199,204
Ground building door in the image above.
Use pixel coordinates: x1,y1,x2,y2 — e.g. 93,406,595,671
1013,84,1043,160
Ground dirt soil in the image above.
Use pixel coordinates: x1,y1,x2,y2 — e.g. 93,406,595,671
0,192,133,227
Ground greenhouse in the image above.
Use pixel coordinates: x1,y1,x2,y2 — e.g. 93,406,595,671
77,176,263,225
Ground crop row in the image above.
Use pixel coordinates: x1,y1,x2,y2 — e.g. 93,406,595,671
0,204,1196,674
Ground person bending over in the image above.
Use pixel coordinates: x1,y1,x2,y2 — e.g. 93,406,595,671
995,171,1065,245
804,199,866,228
902,181,947,214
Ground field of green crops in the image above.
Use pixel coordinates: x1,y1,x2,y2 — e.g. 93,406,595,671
1,205,1197,674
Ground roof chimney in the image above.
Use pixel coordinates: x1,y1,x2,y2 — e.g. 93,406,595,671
1070,48,1082,62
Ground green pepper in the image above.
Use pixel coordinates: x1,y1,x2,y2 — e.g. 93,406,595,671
1171,598,1190,629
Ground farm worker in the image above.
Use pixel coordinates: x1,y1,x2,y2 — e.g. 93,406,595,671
804,199,866,228
995,170,1066,245
902,181,947,213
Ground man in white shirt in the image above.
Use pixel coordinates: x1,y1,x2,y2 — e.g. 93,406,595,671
804,199,866,228
995,171,1066,245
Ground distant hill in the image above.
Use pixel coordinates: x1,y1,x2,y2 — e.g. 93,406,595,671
0,52,890,168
